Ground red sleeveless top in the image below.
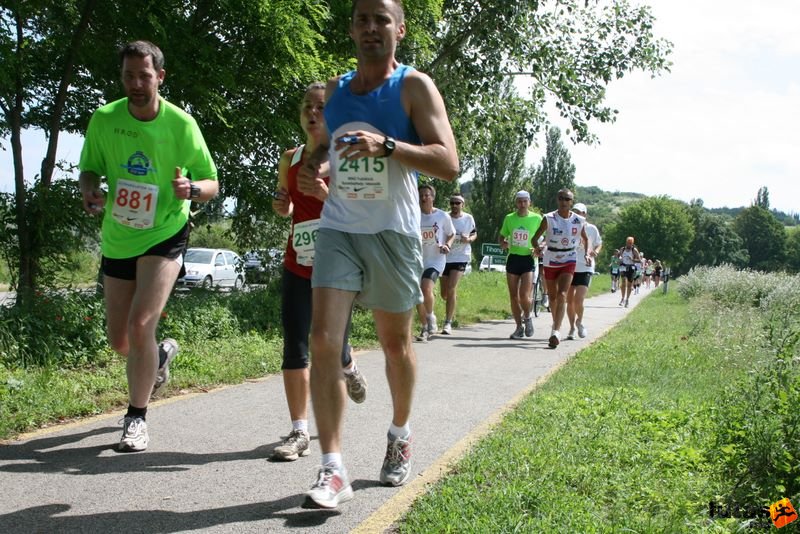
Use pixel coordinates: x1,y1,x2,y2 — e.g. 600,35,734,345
283,145,327,279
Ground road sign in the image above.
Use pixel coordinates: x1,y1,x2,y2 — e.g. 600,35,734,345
481,243,504,256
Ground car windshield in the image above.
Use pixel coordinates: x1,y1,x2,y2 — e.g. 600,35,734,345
185,250,213,264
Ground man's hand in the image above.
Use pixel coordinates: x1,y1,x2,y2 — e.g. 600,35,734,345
298,160,328,198
172,167,192,199
81,188,105,215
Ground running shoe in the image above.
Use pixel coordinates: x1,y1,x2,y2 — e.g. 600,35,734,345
509,325,525,339
524,316,534,337
441,322,452,335
152,338,178,398
548,331,560,348
273,429,310,461
118,416,148,452
304,464,354,509
345,367,367,404
619,300,624,307
415,327,428,343
427,315,438,335
380,434,412,487
577,323,588,338
625,299,630,308
566,328,576,340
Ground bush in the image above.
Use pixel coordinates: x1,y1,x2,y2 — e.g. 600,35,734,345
0,290,107,368
680,266,800,510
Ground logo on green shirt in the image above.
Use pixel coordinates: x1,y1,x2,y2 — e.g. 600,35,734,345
120,151,156,176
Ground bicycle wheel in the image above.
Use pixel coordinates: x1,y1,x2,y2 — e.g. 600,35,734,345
533,272,544,317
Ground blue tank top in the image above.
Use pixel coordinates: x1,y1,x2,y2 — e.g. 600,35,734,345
321,64,422,237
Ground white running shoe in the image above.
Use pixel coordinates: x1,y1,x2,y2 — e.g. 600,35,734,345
304,464,354,509
152,338,178,398
345,366,367,404
273,429,310,461
380,434,412,487
428,315,438,335
566,328,576,340
118,416,148,452
441,322,452,335
577,323,587,338
415,327,428,343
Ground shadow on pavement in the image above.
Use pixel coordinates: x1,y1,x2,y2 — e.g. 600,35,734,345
0,428,276,476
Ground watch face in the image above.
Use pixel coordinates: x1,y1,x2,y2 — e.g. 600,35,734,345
385,139,396,149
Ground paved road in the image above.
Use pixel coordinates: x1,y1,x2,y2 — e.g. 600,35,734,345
0,287,653,533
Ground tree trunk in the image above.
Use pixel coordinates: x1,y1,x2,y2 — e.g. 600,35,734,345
40,0,98,186
11,10,33,307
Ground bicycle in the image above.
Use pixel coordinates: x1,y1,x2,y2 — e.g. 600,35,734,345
532,259,549,317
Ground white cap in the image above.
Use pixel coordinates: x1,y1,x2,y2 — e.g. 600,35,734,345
515,190,531,200
573,202,587,214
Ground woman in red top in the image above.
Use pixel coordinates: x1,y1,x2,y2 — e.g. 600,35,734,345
270,83,367,461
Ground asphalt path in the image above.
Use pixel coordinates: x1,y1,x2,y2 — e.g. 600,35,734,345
0,285,654,533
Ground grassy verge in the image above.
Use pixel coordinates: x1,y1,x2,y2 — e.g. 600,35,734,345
398,288,772,532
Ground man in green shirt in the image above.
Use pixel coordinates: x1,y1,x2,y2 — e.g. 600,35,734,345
499,190,543,339
79,41,218,452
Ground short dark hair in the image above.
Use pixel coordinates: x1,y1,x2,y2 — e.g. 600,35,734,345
351,0,405,23
119,40,164,71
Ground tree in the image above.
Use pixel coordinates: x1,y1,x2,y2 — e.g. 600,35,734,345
734,206,787,272
603,196,694,269
683,202,749,271
786,227,800,273
2,0,672,300
469,91,530,256
428,0,672,166
529,126,576,213
754,186,770,209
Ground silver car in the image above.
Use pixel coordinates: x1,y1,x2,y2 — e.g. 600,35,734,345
178,248,245,289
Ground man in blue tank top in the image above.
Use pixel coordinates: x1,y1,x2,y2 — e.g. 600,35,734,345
298,0,459,509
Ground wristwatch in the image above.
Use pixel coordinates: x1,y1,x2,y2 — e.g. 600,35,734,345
189,184,201,199
382,136,396,158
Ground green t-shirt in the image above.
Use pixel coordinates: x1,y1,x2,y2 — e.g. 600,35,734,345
500,211,543,256
79,97,217,258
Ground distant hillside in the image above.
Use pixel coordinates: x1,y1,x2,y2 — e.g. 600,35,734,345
573,186,646,232
708,206,798,226
459,182,797,232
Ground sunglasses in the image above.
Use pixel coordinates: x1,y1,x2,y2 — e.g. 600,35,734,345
558,196,573,201
450,201,462,205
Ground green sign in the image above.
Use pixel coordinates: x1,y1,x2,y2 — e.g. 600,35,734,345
481,243,504,256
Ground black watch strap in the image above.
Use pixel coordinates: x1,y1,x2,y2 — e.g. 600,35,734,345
382,136,396,158
190,184,201,199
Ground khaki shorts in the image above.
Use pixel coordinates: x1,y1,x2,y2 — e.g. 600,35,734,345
312,228,423,313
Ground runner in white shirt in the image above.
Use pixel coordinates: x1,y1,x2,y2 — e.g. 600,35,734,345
415,183,455,342
566,203,602,340
440,194,476,335
532,189,590,348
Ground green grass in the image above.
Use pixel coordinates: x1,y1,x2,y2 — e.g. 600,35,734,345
398,289,774,532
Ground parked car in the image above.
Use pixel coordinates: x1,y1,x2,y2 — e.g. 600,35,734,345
178,248,244,289
479,255,507,273
243,249,283,284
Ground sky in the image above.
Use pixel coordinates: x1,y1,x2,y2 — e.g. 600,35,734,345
526,0,800,214
1,0,798,214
